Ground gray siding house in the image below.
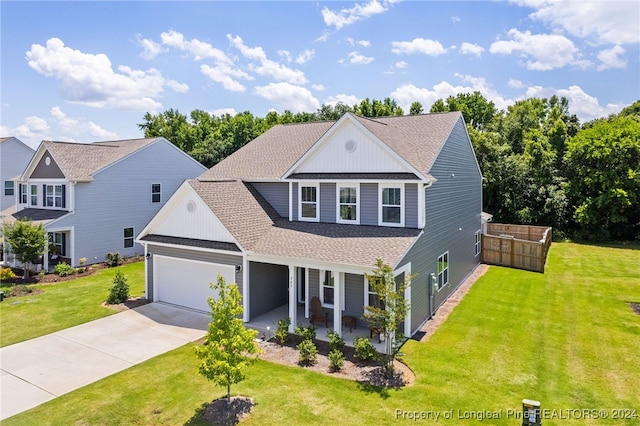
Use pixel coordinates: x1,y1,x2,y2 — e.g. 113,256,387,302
5,137,206,269
1,137,35,212
137,112,483,338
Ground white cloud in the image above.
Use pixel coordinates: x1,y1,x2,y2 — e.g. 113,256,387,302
136,34,165,60
395,61,408,69
295,49,315,65
342,51,375,65
490,29,590,70
312,84,326,91
451,16,461,23
208,108,237,117
524,84,624,121
322,0,397,30
460,42,484,57
0,116,51,148
160,30,232,64
254,82,320,113
391,38,447,56
513,0,640,45
508,78,525,89
346,37,371,47
26,38,183,110
50,106,118,140
278,50,292,63
227,34,307,84
324,94,360,107
597,46,626,71
200,65,247,92
166,80,189,93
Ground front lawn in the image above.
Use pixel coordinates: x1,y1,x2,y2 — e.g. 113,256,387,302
3,243,639,425
0,262,144,347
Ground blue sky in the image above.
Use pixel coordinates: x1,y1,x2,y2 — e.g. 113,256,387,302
1,0,639,149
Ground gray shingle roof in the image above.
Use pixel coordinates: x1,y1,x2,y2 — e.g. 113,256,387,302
42,138,159,181
0,207,69,226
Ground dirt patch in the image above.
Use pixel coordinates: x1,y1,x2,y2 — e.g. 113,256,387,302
628,302,640,316
256,335,415,387
202,396,254,426
102,297,151,312
419,264,488,342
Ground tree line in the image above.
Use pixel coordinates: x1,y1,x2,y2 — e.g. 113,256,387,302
139,95,640,241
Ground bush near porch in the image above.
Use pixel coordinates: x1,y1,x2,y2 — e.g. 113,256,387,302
3,242,639,425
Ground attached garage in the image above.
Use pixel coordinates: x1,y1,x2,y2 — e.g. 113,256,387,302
153,254,236,312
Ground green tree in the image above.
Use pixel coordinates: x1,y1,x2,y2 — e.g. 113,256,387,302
363,259,413,375
409,101,424,115
106,270,129,304
2,219,47,280
429,91,497,130
195,275,261,405
565,116,640,240
353,97,404,117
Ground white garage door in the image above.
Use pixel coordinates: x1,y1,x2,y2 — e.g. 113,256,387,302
153,255,236,312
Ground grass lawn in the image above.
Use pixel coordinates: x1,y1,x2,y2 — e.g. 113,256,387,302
0,262,144,347
3,243,639,425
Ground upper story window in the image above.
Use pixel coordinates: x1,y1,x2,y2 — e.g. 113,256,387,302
437,251,449,290
30,185,38,206
44,184,65,208
4,181,14,196
379,185,404,226
299,184,319,221
19,184,27,204
151,183,161,203
337,184,359,224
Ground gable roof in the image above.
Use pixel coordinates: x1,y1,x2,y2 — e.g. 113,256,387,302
184,179,421,268
198,112,462,182
25,138,161,181
0,136,35,152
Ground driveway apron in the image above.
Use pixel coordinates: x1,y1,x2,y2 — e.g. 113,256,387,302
0,303,209,420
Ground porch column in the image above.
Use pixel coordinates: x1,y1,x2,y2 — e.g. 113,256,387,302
288,265,297,333
333,271,342,337
43,236,49,271
242,256,250,322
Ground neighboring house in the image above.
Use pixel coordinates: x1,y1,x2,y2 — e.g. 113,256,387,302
137,112,483,338
1,137,35,212
2,137,206,269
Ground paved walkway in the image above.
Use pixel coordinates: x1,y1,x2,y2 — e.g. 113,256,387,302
0,303,209,421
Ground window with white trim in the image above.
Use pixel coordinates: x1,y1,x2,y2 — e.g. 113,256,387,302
49,232,66,257
379,185,403,226
19,184,27,204
151,183,161,203
30,185,38,206
45,184,64,208
123,227,134,248
299,184,319,221
321,270,334,307
475,230,481,256
4,181,14,196
337,184,358,223
366,277,385,310
437,251,449,290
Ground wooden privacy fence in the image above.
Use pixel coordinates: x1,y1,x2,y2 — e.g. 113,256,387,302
481,223,552,273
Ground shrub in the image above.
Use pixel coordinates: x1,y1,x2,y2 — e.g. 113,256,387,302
327,330,345,352
79,257,87,265
1,267,17,281
106,271,129,304
328,349,345,372
275,317,291,344
54,262,76,277
354,337,379,362
297,339,318,366
11,284,32,296
104,252,122,267
295,325,316,341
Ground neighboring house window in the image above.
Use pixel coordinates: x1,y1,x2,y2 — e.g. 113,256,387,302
49,232,66,257
44,184,65,208
299,184,319,221
19,184,27,204
475,230,482,256
379,185,403,226
437,251,449,290
123,227,134,248
321,270,334,307
30,185,38,206
337,184,359,223
4,181,14,196
151,183,161,203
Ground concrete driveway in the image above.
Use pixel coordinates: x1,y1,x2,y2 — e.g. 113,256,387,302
0,303,209,421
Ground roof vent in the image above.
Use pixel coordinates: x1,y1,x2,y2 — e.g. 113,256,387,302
186,200,196,213
345,139,356,153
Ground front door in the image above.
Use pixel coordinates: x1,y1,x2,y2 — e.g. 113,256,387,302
296,267,306,304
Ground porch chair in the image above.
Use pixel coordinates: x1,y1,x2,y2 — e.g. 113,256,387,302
309,296,329,328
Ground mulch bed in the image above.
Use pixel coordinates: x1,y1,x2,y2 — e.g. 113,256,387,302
202,396,254,426
628,302,640,315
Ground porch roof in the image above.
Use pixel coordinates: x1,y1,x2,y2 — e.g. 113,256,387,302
0,207,69,226
188,179,421,268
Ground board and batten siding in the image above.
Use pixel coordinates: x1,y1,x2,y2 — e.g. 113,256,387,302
320,182,336,223
249,261,288,318
405,183,419,229
400,117,482,335
144,243,243,302
250,182,289,217
51,140,205,266
360,183,378,226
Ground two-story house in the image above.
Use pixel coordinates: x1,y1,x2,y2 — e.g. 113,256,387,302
4,137,206,269
137,112,483,338
1,137,35,212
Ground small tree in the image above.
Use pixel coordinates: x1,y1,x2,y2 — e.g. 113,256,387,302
363,259,413,374
2,219,47,280
195,274,260,405
106,270,130,304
